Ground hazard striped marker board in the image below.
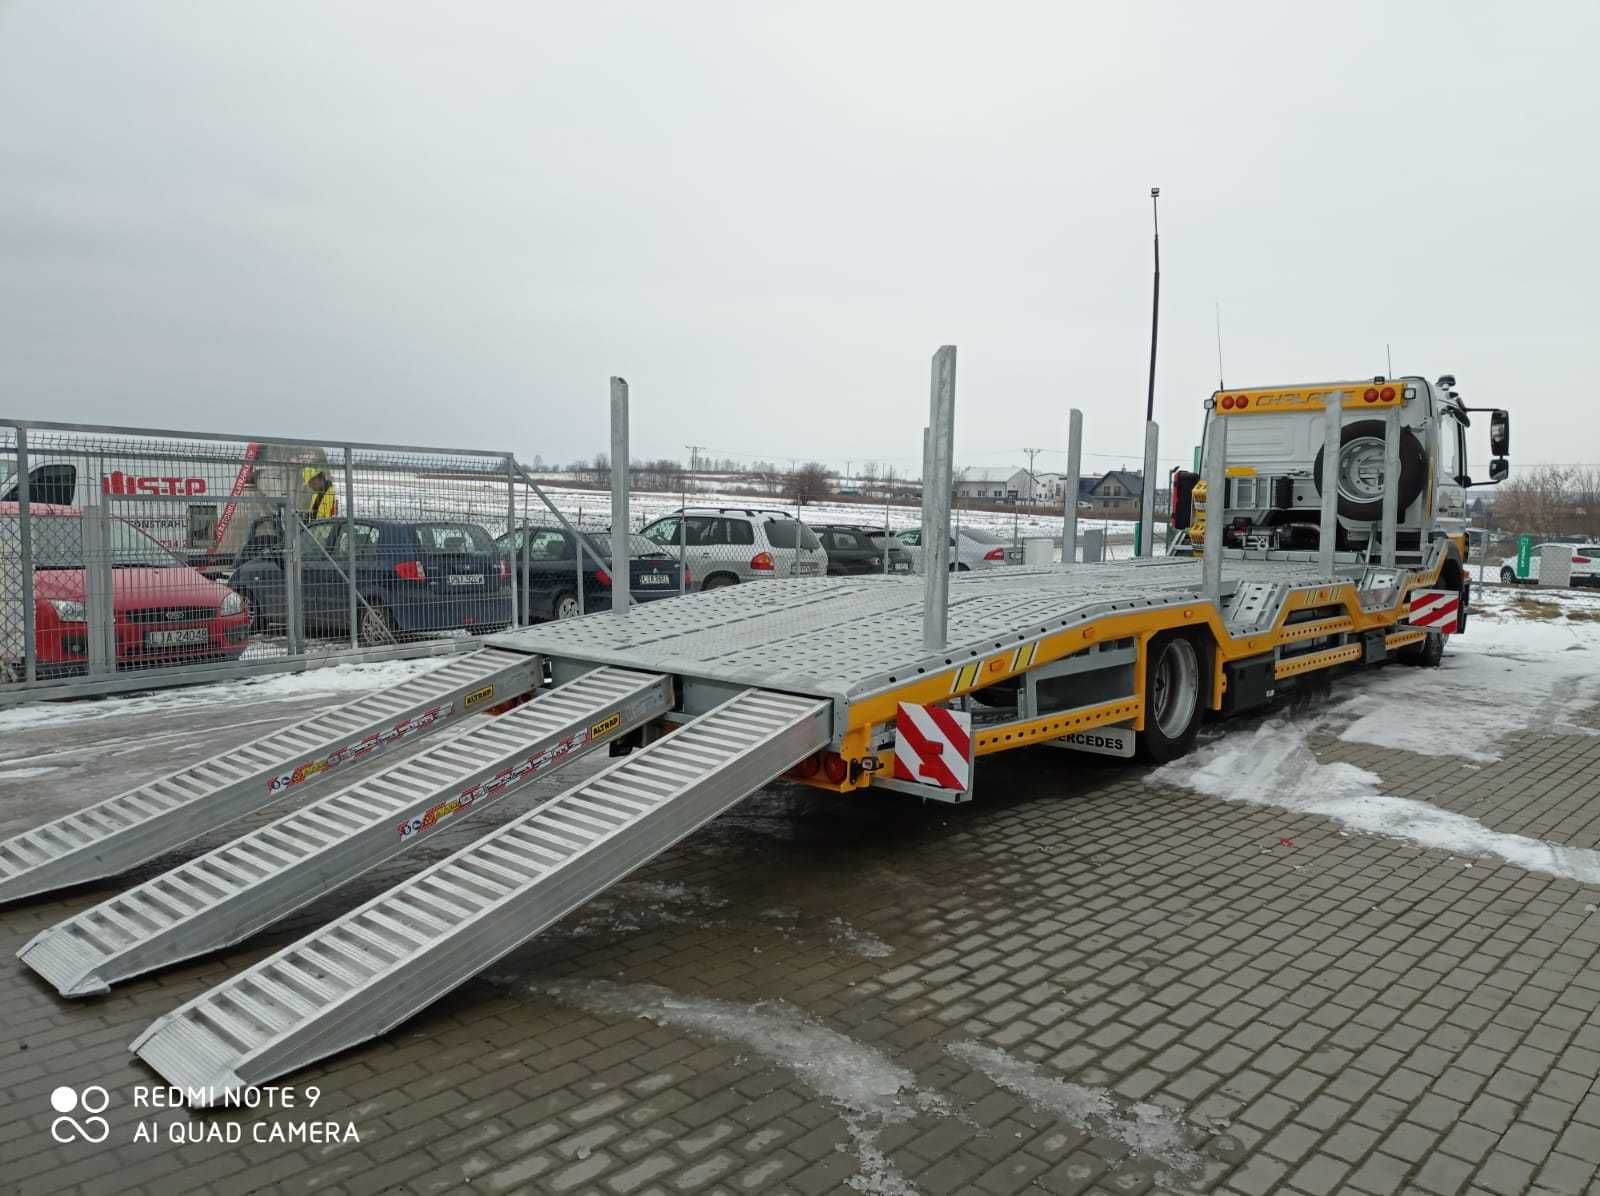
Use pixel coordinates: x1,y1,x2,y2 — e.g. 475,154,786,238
1407,589,1460,634
880,702,973,802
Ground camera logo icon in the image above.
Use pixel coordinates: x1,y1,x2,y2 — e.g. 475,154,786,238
49,1085,110,1144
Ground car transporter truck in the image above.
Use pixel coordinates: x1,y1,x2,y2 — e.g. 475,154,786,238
0,372,1509,1103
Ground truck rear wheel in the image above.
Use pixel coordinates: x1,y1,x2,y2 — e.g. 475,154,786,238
1312,419,1426,522
1139,632,1205,763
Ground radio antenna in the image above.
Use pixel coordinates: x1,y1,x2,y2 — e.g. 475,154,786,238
1215,301,1226,390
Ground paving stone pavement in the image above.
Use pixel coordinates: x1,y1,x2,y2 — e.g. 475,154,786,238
1,674,1599,1195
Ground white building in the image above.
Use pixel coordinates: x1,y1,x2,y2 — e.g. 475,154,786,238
954,467,1033,502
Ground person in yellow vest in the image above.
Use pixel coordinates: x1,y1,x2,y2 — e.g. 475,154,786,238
304,467,338,519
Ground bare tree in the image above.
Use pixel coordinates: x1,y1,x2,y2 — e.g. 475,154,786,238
785,461,834,505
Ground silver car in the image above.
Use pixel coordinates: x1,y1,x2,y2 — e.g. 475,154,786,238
638,507,829,590
896,526,1023,572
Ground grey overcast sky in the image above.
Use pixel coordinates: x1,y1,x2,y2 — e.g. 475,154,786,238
1,1,1595,478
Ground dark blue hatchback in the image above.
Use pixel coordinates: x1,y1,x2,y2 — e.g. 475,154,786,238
231,516,513,642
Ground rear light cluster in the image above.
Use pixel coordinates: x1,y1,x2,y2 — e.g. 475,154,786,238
498,559,510,580
594,567,612,588
1363,386,1397,403
750,552,775,572
983,547,1006,562
791,752,851,783
1219,394,1250,409
1573,556,1591,564
395,561,427,581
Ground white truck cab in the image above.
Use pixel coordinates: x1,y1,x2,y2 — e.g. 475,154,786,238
1174,375,1509,566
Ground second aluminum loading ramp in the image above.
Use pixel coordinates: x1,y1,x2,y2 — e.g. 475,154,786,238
0,648,542,905
132,688,829,1101
19,667,672,997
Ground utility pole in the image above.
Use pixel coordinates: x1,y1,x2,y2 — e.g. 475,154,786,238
1146,187,1161,424
1023,447,1044,502
684,444,705,473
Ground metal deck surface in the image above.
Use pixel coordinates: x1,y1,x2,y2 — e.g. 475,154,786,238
487,557,1372,702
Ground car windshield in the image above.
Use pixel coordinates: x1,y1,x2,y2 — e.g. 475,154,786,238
763,520,822,549
2,512,185,568
628,534,669,558
414,524,493,553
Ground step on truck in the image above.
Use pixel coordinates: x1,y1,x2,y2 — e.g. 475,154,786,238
2,373,1509,1101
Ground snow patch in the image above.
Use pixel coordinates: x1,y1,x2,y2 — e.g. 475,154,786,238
540,979,941,1194
0,657,448,733
0,765,56,780
1154,719,1600,887
948,1041,1203,1180
830,916,895,959
563,880,729,936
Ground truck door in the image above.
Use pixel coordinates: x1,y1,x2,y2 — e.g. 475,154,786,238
1433,409,1468,529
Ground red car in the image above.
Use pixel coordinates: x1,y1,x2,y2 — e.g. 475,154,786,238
4,503,251,675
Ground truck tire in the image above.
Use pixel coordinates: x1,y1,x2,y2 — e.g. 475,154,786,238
1312,419,1426,522
1139,631,1205,763
1399,631,1446,667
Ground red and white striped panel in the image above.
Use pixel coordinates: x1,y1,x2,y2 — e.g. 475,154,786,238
893,703,972,792
1408,589,1460,634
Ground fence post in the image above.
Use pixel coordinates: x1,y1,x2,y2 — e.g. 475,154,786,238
284,463,304,657
1063,409,1082,566
82,468,115,676
923,345,956,651
504,455,519,629
1202,408,1227,600
1380,407,1401,568
15,427,35,682
344,448,358,648
1138,419,1159,558
610,378,630,619
1318,396,1343,577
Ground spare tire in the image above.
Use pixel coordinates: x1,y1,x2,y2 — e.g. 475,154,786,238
1312,418,1426,522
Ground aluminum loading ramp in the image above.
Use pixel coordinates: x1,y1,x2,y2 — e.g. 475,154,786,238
0,649,542,905
132,689,829,1101
20,668,672,997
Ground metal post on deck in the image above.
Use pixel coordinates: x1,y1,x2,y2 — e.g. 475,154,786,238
1138,420,1159,558
283,463,304,657
610,377,631,618
923,346,956,651
918,426,932,577
344,449,358,647
1202,408,1227,600
1063,409,1082,566
1380,406,1401,568
15,427,35,682
1317,396,1343,577
82,473,115,676
504,455,519,628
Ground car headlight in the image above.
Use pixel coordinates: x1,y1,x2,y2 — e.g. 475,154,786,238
219,592,244,617
47,598,87,623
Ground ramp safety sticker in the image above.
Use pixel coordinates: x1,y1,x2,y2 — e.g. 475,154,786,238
397,718,611,840
267,702,454,795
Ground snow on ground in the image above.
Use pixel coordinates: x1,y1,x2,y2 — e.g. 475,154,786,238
947,1042,1204,1184
829,916,895,960
538,979,946,1194
0,656,448,734
1154,719,1600,887
1327,586,1600,761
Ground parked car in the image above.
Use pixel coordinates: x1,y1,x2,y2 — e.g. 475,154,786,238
2,502,250,676
1498,543,1600,585
637,508,828,589
895,526,1024,571
496,525,687,620
809,524,914,575
230,516,512,641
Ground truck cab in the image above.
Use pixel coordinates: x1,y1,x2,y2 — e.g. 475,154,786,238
1177,375,1509,565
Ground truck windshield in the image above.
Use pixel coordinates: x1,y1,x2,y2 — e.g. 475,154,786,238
0,513,185,568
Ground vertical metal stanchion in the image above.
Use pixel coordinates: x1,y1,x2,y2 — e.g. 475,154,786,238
284,464,304,657
610,377,630,620
15,428,35,682
1202,409,1227,600
1380,406,1401,568
1063,409,1082,566
1138,420,1159,557
883,497,891,576
504,455,519,629
83,472,115,676
679,479,688,595
344,449,358,648
1318,396,1344,577
918,426,932,577
923,345,957,651
520,478,531,625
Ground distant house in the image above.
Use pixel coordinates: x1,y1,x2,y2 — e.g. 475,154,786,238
954,467,1032,502
1083,470,1143,512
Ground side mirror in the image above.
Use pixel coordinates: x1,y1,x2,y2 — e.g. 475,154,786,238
1489,457,1509,483
1490,410,1510,457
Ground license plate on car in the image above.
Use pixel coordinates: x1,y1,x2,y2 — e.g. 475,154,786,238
447,574,484,587
795,562,820,574
146,628,208,648
893,563,911,572
640,572,670,585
